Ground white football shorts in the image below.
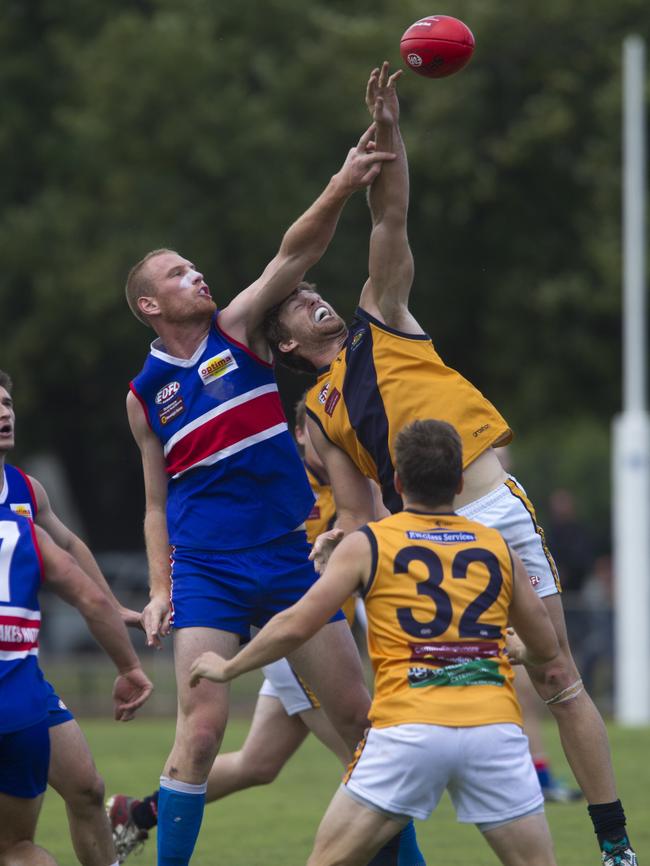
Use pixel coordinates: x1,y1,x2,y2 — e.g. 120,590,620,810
258,658,320,716
457,474,561,598
344,722,543,824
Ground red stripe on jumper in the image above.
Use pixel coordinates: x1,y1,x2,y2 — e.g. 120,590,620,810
165,391,286,476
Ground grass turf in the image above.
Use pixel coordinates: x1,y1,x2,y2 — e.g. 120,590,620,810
35,711,648,865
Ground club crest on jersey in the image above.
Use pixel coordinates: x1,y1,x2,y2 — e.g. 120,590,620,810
350,330,366,351
10,503,33,519
198,349,238,385
318,382,330,405
324,387,341,417
155,381,181,405
406,529,476,544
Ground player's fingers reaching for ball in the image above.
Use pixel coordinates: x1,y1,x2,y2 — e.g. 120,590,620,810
366,67,380,113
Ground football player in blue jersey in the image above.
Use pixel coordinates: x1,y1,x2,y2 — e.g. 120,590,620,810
124,116,426,866
0,369,149,866
0,504,152,866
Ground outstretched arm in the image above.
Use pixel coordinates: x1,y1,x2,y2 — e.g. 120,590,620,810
36,525,153,720
307,416,379,572
126,391,173,648
359,63,420,333
220,124,396,355
189,531,371,686
507,550,560,667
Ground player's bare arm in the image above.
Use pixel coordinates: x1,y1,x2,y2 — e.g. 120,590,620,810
189,531,371,687
307,417,378,572
30,474,142,629
359,63,420,334
507,550,560,667
126,391,173,648
35,524,153,721
219,124,397,356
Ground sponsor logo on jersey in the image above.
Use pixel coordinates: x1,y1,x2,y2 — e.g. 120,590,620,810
308,504,321,521
324,387,341,417
198,349,238,385
155,381,181,405
406,529,476,544
318,382,330,404
159,397,186,426
350,330,366,351
472,423,489,438
10,503,33,519
410,641,499,665
0,623,39,644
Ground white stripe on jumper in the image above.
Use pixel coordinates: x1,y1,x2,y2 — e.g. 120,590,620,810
171,423,288,479
163,383,279,457
0,607,41,621
0,647,39,660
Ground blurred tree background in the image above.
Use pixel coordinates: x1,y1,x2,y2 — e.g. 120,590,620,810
1,0,648,553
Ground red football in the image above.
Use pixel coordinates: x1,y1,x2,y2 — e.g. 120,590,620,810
400,15,475,78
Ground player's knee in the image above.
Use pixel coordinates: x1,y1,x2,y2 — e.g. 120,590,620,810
246,759,282,787
66,771,106,813
528,649,580,700
185,724,222,768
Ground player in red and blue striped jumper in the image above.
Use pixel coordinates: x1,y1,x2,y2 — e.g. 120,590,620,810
125,126,424,866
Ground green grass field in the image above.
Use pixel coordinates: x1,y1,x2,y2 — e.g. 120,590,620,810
35,708,648,865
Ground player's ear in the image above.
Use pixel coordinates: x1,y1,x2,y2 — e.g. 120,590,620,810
394,471,403,495
278,337,298,353
456,477,464,496
137,295,159,318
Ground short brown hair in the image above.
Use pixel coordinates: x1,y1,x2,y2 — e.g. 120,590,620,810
125,248,177,327
263,282,318,374
394,420,463,509
0,370,13,393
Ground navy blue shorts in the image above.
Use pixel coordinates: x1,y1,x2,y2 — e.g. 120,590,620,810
44,680,74,728
170,529,344,634
0,717,50,798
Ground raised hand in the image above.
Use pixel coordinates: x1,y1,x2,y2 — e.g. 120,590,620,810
366,61,402,126
336,123,396,192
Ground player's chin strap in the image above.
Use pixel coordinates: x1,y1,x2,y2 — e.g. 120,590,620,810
544,678,584,706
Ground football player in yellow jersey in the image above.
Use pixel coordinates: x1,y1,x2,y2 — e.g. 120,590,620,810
106,393,369,863
262,63,636,865
189,420,561,866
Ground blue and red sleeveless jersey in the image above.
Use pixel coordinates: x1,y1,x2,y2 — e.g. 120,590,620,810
0,507,49,732
0,463,38,520
130,313,315,550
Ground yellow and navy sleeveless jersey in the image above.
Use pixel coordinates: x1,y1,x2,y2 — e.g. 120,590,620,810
304,461,336,546
305,308,512,513
359,510,521,729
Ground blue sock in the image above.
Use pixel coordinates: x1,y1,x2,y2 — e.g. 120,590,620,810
366,821,426,866
157,776,207,866
398,821,426,866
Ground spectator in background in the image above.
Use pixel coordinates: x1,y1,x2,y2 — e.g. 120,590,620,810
545,489,596,596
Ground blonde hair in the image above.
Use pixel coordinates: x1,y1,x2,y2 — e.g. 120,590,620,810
125,248,177,326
